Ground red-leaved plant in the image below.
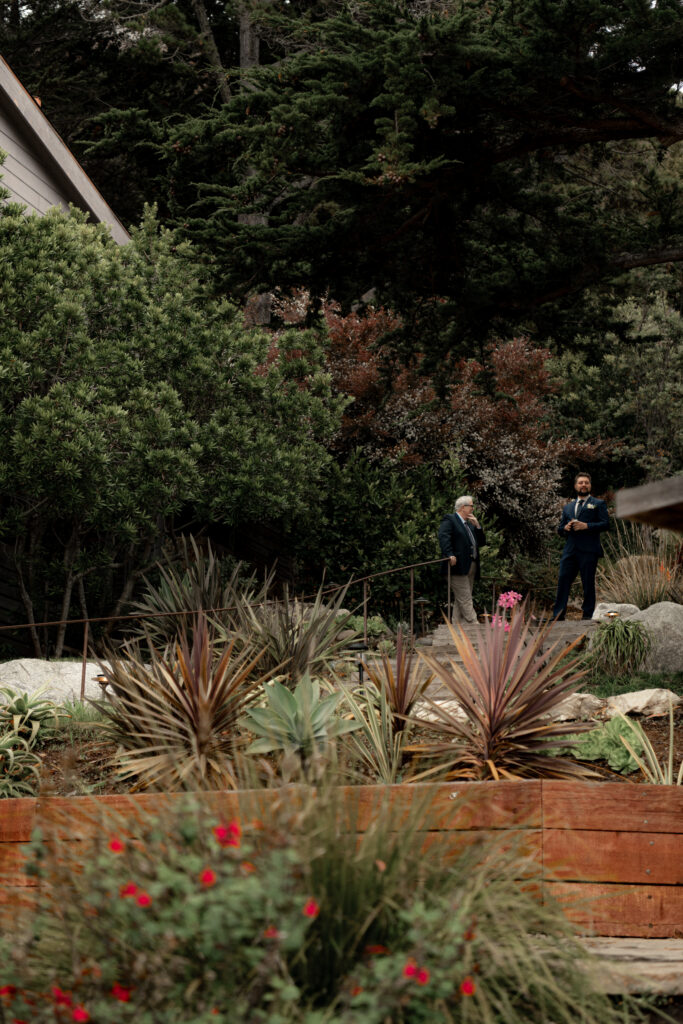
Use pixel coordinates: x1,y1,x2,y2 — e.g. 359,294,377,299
408,604,597,780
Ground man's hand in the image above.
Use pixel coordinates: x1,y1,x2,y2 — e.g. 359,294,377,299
564,520,575,532
449,556,457,566
573,520,588,530
466,514,480,528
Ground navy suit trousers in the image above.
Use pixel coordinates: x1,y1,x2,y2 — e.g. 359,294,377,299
553,551,599,620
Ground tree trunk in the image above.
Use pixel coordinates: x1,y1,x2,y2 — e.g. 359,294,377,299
12,537,42,658
190,0,231,104
54,528,80,659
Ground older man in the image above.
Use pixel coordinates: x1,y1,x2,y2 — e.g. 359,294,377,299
438,496,487,624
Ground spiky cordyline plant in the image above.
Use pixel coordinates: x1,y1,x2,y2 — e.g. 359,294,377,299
363,628,434,736
95,613,267,791
408,607,598,781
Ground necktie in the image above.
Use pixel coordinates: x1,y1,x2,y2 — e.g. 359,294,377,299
576,499,584,517
463,521,477,557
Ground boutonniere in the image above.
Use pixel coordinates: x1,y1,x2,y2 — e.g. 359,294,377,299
586,503,595,509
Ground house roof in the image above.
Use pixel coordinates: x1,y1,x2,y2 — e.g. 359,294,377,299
615,474,683,533
0,55,129,244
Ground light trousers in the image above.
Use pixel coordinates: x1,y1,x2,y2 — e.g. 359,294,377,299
449,562,478,624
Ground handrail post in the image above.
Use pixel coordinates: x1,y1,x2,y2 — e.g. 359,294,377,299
447,560,451,623
363,580,368,645
409,567,414,642
80,619,89,702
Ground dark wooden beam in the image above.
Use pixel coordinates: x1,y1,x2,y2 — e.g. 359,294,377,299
615,475,683,532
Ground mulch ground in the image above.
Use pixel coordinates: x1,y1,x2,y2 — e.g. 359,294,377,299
34,708,683,796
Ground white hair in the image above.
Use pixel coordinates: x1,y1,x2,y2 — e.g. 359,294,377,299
454,495,474,512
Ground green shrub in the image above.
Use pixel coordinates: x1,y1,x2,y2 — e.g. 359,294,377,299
586,619,652,676
343,614,389,639
596,520,682,609
559,717,644,774
0,790,647,1024
0,730,43,797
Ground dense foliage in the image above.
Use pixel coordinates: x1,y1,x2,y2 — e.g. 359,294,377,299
0,203,341,654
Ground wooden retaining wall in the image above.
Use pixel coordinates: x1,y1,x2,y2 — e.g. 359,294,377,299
1,781,681,937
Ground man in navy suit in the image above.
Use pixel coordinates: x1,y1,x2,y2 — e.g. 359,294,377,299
438,496,487,623
552,472,610,621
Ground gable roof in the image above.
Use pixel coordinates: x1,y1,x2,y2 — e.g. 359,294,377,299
0,55,129,244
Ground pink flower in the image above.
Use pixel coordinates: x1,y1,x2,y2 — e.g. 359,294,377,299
302,899,320,918
460,977,476,996
51,987,72,1007
108,837,125,853
504,622,510,632
415,967,430,986
135,891,152,907
72,1007,90,1022
200,868,217,888
213,821,241,848
119,882,137,898
111,983,132,1002
402,961,417,979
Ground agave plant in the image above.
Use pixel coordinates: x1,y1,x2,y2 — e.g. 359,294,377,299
95,613,267,790
407,606,598,781
0,731,43,797
218,580,357,686
243,674,359,774
339,683,406,784
363,629,433,735
0,686,63,746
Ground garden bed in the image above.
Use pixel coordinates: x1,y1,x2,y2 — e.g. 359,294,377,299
1,780,681,937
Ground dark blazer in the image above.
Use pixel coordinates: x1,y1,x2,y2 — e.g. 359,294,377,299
556,496,609,557
438,513,486,578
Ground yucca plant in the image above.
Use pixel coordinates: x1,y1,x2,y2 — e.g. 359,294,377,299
126,535,261,648
218,580,357,687
339,682,406,784
618,699,683,785
243,674,359,776
94,613,267,790
408,606,598,781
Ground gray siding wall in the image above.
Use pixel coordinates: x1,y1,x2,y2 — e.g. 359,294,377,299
0,106,72,215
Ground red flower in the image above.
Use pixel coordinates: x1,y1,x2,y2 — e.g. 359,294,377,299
108,838,125,854
463,928,476,941
51,987,72,1007
302,899,320,918
111,983,132,1002
240,861,256,874
0,985,16,999
136,892,152,907
460,977,476,996
119,882,138,898
351,985,363,997
402,961,417,979
363,944,389,956
200,868,217,888
415,968,430,986
213,821,241,848
263,926,280,939
72,1008,90,1022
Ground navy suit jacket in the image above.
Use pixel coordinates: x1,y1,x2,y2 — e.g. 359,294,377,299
556,496,609,557
438,513,486,577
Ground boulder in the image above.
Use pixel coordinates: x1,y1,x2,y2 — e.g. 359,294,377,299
605,688,681,718
0,658,105,703
626,602,683,673
592,602,640,622
552,693,605,721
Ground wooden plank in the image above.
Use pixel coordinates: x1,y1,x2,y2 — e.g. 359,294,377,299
541,781,683,834
548,882,683,938
0,798,37,841
544,829,683,885
616,475,683,531
350,781,542,832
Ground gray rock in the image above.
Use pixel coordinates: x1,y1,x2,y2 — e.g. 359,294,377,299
605,688,681,718
627,602,683,673
552,693,605,721
0,658,105,703
592,602,640,621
